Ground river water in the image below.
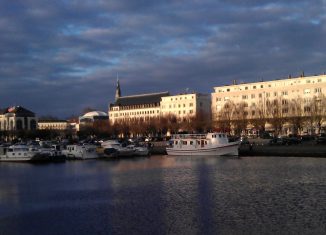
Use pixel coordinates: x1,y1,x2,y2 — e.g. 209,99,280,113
1,156,326,234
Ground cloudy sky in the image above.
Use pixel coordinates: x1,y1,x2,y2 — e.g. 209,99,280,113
0,0,325,118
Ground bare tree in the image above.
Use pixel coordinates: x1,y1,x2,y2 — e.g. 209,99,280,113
287,97,304,134
249,100,266,136
215,100,235,134
232,101,249,136
266,97,287,135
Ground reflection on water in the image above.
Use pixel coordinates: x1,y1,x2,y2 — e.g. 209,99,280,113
1,156,326,234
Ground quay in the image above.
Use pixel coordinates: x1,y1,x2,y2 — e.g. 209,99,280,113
148,140,326,157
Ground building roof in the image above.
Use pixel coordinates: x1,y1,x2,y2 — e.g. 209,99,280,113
0,106,35,117
82,111,108,118
112,92,169,106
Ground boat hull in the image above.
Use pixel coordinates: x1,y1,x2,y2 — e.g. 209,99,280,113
166,143,239,156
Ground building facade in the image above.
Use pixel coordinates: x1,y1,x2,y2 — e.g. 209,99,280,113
160,93,211,120
0,106,38,131
109,92,169,124
38,120,69,130
211,74,326,134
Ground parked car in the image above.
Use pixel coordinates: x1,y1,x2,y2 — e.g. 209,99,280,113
316,133,326,144
269,137,288,145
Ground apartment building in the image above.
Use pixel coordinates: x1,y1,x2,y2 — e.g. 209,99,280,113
212,74,326,133
160,93,211,120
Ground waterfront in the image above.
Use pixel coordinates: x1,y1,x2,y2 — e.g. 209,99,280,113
1,156,326,234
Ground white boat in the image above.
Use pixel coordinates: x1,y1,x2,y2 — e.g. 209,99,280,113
0,144,45,162
166,133,240,156
62,144,98,160
127,144,150,156
101,140,135,157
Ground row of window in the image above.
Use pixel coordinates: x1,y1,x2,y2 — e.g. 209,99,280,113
216,88,322,102
162,103,194,109
218,78,323,93
168,96,194,101
110,110,160,117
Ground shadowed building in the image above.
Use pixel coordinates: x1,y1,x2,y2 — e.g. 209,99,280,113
0,106,37,131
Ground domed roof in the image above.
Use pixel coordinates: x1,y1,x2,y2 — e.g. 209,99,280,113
82,111,108,118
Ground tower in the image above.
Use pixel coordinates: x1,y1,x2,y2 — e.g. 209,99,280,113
115,78,121,101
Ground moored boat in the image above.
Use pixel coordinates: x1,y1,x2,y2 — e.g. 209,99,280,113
0,144,49,162
166,133,240,156
101,140,135,157
62,144,98,160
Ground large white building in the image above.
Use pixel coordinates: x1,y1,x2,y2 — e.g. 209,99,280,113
211,74,326,134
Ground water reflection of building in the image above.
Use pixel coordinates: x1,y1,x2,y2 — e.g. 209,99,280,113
0,106,37,131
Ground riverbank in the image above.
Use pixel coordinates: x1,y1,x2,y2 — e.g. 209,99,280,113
149,141,326,157
239,143,326,157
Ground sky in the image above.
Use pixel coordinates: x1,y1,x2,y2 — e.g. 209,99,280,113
0,0,325,118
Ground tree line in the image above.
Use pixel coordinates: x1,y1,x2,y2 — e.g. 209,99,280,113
215,94,326,136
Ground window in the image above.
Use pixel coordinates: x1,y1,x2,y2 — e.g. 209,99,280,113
227,88,230,92
251,94,255,99
266,92,270,97
282,91,288,96
253,86,256,89
189,103,193,107
261,85,263,88
274,92,277,96
245,87,248,90
259,93,262,98
304,107,311,112
306,80,311,83
304,89,310,94
315,88,322,93
242,95,248,99
189,110,193,114
282,99,288,105
216,98,221,101
183,104,186,107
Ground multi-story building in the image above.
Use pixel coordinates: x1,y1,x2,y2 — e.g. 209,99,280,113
0,106,38,131
211,74,326,134
38,120,69,130
160,93,211,121
109,79,169,124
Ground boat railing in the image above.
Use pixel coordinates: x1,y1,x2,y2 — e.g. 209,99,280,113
171,134,207,139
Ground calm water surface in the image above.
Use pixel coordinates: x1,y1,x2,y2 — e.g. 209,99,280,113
1,156,326,234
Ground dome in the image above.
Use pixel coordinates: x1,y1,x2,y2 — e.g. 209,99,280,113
82,111,108,118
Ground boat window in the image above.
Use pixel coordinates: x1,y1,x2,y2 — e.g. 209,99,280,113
205,141,207,145
12,153,15,155
197,140,200,145
222,134,225,138
182,141,187,145
175,141,178,145
190,141,193,145
219,134,222,138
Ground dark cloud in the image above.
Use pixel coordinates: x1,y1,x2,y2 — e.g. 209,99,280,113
0,0,325,117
